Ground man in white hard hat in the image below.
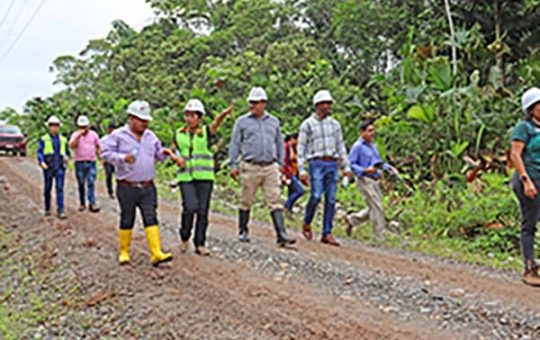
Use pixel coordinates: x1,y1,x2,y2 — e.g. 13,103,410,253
297,90,352,246
69,115,101,213
37,115,70,219
169,99,233,256
229,87,296,246
510,87,540,286
101,100,173,267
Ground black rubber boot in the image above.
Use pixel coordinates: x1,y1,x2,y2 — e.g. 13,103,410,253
271,209,296,246
239,209,250,242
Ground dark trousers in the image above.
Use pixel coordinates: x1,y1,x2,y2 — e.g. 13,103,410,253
179,180,214,247
43,167,65,213
104,162,115,195
75,161,97,206
284,175,305,210
512,173,540,268
116,183,159,230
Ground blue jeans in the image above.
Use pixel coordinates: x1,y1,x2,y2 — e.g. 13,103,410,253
43,167,65,213
284,176,305,210
75,161,97,206
303,160,339,236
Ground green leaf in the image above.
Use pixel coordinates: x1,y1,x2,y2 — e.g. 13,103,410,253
450,141,469,158
428,59,453,91
407,105,429,123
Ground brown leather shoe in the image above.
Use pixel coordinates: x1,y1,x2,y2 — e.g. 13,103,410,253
522,269,540,286
321,234,340,247
302,224,313,240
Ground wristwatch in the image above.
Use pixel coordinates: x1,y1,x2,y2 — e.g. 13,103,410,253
521,175,530,182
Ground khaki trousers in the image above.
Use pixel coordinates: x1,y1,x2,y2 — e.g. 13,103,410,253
239,161,282,211
348,177,386,240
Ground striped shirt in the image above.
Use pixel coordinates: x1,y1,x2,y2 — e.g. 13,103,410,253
297,114,350,175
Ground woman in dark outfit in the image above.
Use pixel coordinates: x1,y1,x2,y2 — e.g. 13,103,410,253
170,99,232,256
511,87,540,286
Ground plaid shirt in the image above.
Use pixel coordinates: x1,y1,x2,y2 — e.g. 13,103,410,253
297,114,350,175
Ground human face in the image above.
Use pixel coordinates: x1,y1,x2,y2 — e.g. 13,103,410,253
185,111,202,129
531,102,540,121
249,100,266,116
289,137,298,148
48,124,60,135
315,101,333,117
361,124,375,142
128,115,149,135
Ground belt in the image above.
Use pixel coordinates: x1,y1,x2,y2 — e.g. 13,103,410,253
117,179,154,188
313,156,338,162
245,160,275,167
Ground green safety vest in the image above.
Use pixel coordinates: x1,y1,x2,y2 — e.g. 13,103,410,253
175,126,215,182
41,133,68,168
42,133,67,155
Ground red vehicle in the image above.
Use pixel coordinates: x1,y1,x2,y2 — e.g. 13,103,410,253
0,125,26,156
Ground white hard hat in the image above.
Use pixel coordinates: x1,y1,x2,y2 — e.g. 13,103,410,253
247,87,268,102
184,99,206,115
127,100,152,121
522,87,540,114
77,115,90,127
46,115,61,125
313,90,334,106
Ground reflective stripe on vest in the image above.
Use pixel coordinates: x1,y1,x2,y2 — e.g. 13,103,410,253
42,134,67,155
175,126,215,182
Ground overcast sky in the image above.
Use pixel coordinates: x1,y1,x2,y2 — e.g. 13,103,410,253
0,0,154,112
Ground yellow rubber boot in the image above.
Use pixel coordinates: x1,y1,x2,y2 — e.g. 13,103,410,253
145,226,173,267
118,229,132,265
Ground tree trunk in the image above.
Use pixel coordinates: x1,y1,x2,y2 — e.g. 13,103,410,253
444,0,458,76
493,0,505,86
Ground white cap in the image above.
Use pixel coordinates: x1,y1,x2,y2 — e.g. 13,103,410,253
184,99,206,115
247,87,268,102
313,90,334,106
46,115,61,125
127,100,152,121
522,87,540,114
77,115,90,127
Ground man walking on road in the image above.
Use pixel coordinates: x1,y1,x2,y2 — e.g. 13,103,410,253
346,120,398,241
37,115,70,219
297,90,352,246
229,87,296,247
100,122,117,199
101,100,173,267
69,115,101,212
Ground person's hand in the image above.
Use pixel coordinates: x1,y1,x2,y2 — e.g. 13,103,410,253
221,103,234,117
175,157,186,168
390,166,399,176
230,168,240,181
125,154,136,164
364,166,377,174
299,173,309,186
161,148,173,156
524,180,538,199
40,162,48,170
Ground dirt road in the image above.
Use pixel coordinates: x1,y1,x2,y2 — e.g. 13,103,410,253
2,156,540,339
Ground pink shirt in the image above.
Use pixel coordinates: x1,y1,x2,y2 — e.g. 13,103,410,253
70,130,100,161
